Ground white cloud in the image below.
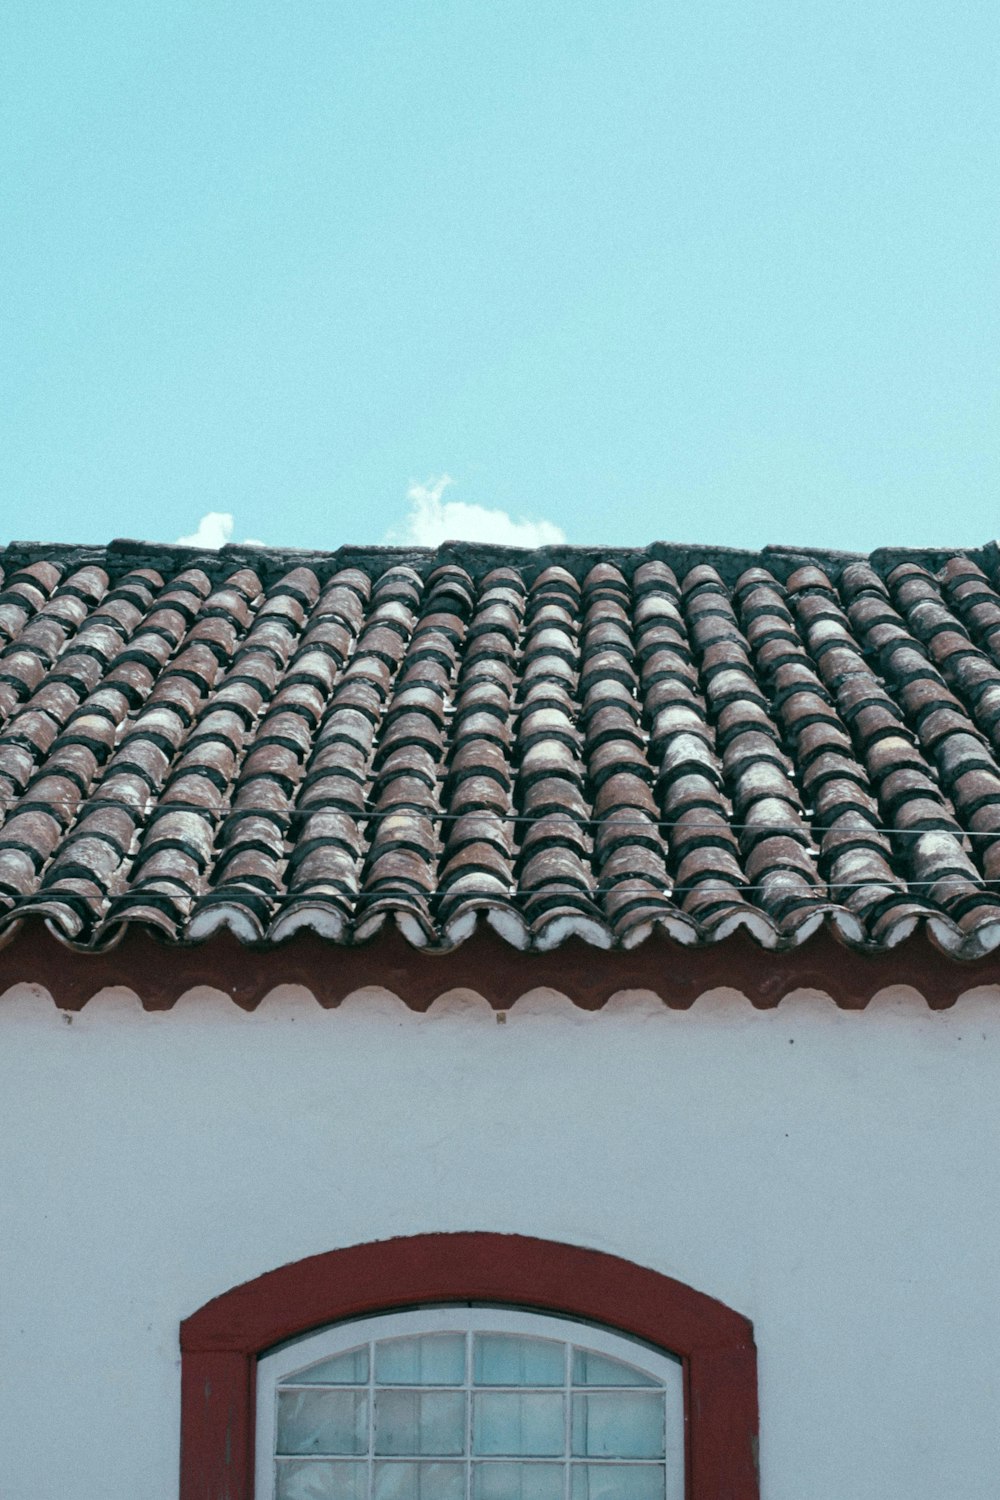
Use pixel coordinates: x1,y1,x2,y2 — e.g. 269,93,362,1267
176,512,265,548
390,476,565,549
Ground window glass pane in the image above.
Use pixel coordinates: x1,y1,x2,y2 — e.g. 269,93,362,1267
288,1348,370,1386
473,1393,565,1456
263,1313,682,1500
375,1334,466,1385
473,1334,564,1386
572,1350,659,1387
572,1393,665,1459
374,1461,465,1500
374,1391,466,1455
473,1462,565,1500
277,1390,367,1456
276,1460,368,1500
571,1464,665,1500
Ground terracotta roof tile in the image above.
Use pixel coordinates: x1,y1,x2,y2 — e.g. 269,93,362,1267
5,538,1000,957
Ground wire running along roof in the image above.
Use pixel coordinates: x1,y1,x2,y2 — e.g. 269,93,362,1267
3,536,1000,961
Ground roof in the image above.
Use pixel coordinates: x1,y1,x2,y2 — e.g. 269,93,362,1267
4,535,1000,971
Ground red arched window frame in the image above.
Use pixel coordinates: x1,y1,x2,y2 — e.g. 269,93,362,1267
180,1232,759,1500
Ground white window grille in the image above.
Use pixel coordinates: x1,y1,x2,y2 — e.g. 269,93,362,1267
256,1305,684,1500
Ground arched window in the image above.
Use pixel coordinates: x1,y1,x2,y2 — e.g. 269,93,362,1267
257,1306,685,1500
180,1234,758,1500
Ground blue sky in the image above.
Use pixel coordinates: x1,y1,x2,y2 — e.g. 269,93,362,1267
2,2,997,553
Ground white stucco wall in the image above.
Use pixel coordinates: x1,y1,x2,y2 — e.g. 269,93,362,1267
1,980,998,1500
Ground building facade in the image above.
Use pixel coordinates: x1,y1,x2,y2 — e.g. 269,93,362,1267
2,538,1000,1500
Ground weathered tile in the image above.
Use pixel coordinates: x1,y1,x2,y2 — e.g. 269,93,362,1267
2,539,1000,955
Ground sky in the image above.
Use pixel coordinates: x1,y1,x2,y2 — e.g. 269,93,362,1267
2,1,998,555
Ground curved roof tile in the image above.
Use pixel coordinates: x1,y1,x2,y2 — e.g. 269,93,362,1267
4,536,1000,958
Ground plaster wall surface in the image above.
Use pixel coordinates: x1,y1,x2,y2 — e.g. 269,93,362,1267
1,981,998,1500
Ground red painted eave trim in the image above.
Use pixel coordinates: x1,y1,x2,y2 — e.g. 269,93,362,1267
1,918,997,1010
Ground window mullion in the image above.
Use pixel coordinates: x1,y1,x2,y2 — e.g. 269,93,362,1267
466,1330,472,1500
367,1339,374,1500
564,1340,572,1500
